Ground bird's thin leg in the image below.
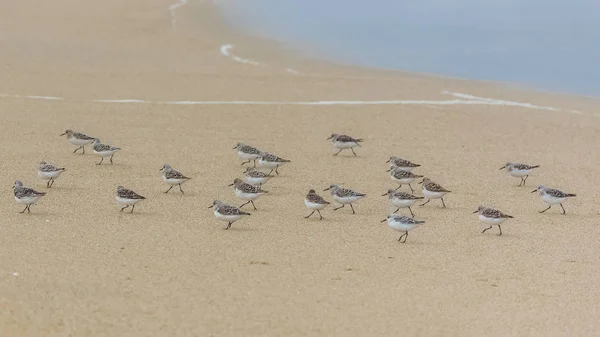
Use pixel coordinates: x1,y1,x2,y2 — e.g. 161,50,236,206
164,186,174,193
252,159,256,168
393,207,400,213
110,154,114,164
120,205,129,212
539,205,552,213
395,184,402,191
130,205,135,213
350,204,356,214
267,169,274,175
73,146,82,153
250,200,258,210
275,167,279,175
518,178,523,187
20,205,28,213
27,205,31,213
97,157,104,165
178,184,184,194
402,232,408,243
408,206,415,218
46,180,51,188
497,225,503,236
239,201,251,209
398,232,407,242
351,148,357,156
441,198,447,208
317,210,323,220
240,160,250,166
333,204,345,211
560,204,567,215
333,149,343,156
49,179,55,188
304,210,315,219
408,184,414,192
419,199,430,206
523,175,529,185
82,146,85,154
482,225,492,233
226,222,232,230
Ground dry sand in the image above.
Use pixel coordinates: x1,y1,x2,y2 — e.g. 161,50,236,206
1,0,600,336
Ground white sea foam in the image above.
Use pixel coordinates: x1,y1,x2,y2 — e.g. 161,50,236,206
220,44,261,66
168,0,189,30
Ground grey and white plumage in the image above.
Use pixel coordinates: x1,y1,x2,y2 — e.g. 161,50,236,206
13,180,46,213
381,214,425,243
38,161,66,188
92,138,121,165
208,200,251,229
257,152,290,175
160,164,191,194
419,177,451,208
386,156,420,171
116,186,146,213
243,167,274,186
230,178,268,210
499,162,540,186
473,206,514,236
323,184,366,214
389,167,423,192
531,185,576,214
60,129,95,154
327,133,363,156
233,142,262,166
381,189,424,217
304,189,330,220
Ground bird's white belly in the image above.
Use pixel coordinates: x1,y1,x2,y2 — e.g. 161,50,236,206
38,170,63,180
541,194,566,205
390,198,418,208
214,210,242,222
115,196,142,206
479,215,506,225
69,138,93,146
234,188,261,200
94,149,119,157
332,194,362,204
305,200,327,210
238,151,259,160
391,175,415,184
15,195,42,205
257,159,279,169
509,169,532,177
423,189,445,199
387,221,418,232
162,175,187,186
392,165,414,172
244,176,269,185
334,141,358,149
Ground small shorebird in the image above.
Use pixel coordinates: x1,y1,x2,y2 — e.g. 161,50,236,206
381,214,425,243
160,164,191,194
13,180,46,213
92,139,121,165
473,206,513,236
531,185,576,214
381,189,424,217
38,161,66,188
229,178,268,210
233,142,261,167
419,177,451,208
243,167,274,187
324,184,366,214
209,200,251,229
327,133,363,156
116,186,146,213
499,162,540,186
389,167,423,192
386,156,420,172
304,189,330,220
257,152,290,175
60,129,95,154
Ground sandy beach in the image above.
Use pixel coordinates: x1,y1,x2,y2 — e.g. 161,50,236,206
1,0,600,336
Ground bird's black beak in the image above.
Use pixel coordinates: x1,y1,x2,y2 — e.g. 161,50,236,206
326,136,333,140
386,168,392,172
232,146,237,149
380,219,387,223
381,192,388,196
59,132,66,136
159,168,163,171
208,205,213,208
498,166,505,170
419,179,424,184
228,183,235,186
472,210,478,214
323,187,330,191
530,189,537,193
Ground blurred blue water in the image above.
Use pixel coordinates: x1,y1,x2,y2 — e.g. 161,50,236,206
216,0,600,96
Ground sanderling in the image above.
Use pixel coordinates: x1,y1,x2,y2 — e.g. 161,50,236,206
229,178,268,210
386,156,420,172
419,177,451,208
233,142,261,167
327,133,363,156
531,185,576,214
304,189,330,220
13,180,46,213
243,167,274,187
209,200,251,229
499,162,540,186
473,206,513,236
60,129,95,154
257,152,290,175
38,161,66,188
381,189,424,217
116,186,146,213
389,167,423,192
381,214,425,243
92,139,121,165
323,184,366,214
160,164,191,194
